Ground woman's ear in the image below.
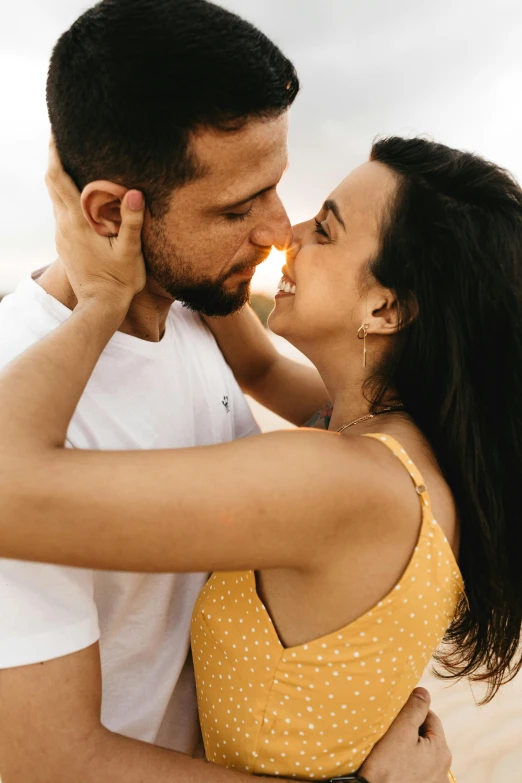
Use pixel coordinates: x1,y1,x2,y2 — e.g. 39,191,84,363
367,288,418,335
366,288,400,336
80,181,129,237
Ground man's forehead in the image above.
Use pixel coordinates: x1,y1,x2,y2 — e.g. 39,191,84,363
190,114,289,191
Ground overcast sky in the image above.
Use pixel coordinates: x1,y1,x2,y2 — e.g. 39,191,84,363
1,0,521,293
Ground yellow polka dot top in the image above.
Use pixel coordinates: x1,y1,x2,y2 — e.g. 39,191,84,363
191,434,464,780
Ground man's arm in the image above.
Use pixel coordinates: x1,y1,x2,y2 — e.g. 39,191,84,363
358,688,453,783
0,640,452,783
203,306,328,426
0,643,275,783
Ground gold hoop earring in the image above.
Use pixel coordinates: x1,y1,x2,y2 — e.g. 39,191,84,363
357,323,369,367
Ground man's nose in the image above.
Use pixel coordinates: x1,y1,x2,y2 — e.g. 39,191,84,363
251,194,294,251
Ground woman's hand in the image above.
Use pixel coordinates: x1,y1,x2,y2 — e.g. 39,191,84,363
45,137,147,307
0,142,148,459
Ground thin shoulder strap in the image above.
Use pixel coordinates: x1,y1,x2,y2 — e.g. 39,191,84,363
363,434,465,602
361,433,432,511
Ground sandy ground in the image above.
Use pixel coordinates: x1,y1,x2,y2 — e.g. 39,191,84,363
248,334,522,783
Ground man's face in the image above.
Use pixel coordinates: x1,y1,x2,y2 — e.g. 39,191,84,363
141,113,292,316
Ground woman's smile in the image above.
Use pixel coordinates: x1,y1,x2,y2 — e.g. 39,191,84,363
275,273,296,298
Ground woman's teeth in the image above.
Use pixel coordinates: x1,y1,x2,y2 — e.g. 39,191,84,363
277,277,296,295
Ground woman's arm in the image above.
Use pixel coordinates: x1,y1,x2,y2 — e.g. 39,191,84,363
0,142,371,573
0,288,361,574
203,307,328,426
3,422,359,573
1,296,129,451
1,145,146,452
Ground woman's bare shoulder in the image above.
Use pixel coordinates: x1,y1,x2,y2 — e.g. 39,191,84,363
251,426,413,518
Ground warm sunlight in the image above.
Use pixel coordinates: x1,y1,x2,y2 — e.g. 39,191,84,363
251,246,286,294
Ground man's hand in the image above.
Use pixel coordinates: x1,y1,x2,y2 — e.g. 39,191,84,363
358,688,453,783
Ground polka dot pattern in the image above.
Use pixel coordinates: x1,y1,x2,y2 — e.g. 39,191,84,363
191,434,464,780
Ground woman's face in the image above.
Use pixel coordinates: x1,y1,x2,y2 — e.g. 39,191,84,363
268,161,398,355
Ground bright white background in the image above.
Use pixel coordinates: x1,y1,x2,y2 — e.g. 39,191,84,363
2,4,522,781
1,0,522,295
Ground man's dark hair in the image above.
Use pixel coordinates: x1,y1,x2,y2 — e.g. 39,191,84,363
367,136,522,702
46,0,299,216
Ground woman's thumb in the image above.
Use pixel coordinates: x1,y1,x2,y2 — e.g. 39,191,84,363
119,190,145,249
127,191,144,212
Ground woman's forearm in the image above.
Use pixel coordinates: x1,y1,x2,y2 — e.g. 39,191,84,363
1,145,146,456
0,296,129,452
203,306,328,426
202,305,280,392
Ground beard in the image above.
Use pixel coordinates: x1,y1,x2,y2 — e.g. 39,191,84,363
142,219,266,317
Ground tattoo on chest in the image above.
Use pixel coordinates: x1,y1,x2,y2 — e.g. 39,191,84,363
305,401,333,430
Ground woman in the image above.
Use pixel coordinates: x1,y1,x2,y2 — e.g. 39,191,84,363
2,135,522,781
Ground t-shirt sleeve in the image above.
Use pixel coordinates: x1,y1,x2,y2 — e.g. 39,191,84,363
0,559,100,668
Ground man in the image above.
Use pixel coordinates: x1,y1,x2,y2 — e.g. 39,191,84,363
0,1,452,781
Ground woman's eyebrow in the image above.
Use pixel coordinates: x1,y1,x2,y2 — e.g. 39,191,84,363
323,199,346,231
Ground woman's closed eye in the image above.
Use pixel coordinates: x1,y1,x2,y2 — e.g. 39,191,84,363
314,217,331,240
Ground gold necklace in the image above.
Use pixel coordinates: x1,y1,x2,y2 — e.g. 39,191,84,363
336,405,405,434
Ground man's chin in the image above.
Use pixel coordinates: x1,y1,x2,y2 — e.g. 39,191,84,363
180,280,251,317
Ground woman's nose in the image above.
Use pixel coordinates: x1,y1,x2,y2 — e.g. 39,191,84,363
284,241,300,267
290,220,307,243
285,221,307,262
274,226,295,253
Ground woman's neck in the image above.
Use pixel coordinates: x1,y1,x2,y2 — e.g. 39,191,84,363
327,389,374,433
304,341,398,432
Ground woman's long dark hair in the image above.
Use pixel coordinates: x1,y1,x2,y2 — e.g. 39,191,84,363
368,136,522,702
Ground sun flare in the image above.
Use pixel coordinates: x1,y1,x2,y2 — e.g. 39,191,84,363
251,247,287,295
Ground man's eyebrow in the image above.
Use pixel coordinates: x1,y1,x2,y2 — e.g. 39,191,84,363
218,185,275,212
323,199,346,231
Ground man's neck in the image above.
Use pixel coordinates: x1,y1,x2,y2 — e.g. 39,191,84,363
37,260,175,342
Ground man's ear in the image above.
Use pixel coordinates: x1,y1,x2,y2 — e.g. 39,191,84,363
80,181,129,237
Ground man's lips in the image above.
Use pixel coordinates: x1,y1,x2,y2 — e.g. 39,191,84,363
232,267,256,278
228,252,270,280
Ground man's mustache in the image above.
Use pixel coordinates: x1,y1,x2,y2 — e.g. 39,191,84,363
226,250,271,279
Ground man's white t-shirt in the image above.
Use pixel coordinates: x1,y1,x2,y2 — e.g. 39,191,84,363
0,275,260,752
